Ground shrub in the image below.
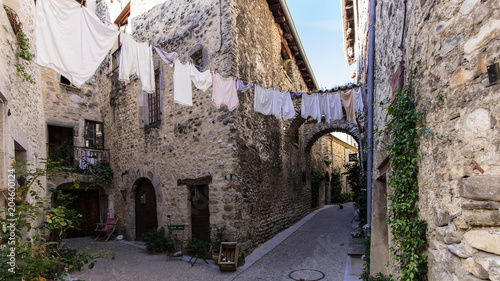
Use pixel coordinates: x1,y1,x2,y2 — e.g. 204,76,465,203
141,227,173,253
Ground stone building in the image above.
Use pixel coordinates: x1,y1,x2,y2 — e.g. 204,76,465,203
2,0,369,260
1,0,112,235
344,0,500,279
83,0,322,254
0,0,46,211
309,133,359,206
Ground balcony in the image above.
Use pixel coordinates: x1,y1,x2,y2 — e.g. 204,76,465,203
48,144,110,173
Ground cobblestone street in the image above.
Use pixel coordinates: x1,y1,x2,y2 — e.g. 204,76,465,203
66,204,356,281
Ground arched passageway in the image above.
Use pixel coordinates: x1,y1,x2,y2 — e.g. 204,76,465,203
55,182,108,238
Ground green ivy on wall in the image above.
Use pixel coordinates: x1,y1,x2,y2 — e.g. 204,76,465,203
3,5,35,84
16,28,35,84
376,62,428,280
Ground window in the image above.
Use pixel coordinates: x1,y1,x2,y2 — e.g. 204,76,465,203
84,121,104,149
48,125,74,165
191,49,204,71
148,69,161,124
111,46,121,73
60,75,73,86
345,148,350,165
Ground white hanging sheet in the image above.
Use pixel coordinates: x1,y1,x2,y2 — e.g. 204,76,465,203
118,32,155,93
36,0,119,87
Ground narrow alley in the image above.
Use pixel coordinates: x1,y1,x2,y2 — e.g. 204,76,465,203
66,204,356,281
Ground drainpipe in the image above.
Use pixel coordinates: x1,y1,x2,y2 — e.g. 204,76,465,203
366,0,377,226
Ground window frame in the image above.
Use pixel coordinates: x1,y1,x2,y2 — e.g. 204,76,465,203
84,120,104,149
147,69,162,125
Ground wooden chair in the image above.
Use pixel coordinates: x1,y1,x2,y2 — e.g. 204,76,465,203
95,218,118,242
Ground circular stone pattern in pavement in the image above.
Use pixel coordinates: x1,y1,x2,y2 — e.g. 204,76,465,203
288,269,325,281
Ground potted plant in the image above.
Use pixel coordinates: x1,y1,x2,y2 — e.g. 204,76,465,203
210,225,226,264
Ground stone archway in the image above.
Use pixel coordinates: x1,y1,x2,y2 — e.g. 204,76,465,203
303,119,362,153
54,181,108,237
124,168,164,240
134,178,158,239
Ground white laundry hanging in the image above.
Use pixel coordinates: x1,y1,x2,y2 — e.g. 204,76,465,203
301,93,321,122
36,0,119,87
118,32,155,93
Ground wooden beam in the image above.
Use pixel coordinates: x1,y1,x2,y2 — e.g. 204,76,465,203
269,3,281,11
177,175,213,186
281,37,292,59
276,16,286,23
114,1,130,26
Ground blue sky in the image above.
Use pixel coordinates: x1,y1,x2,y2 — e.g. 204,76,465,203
286,0,355,90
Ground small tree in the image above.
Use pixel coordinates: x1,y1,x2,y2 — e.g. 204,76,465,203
344,161,367,226
0,159,113,280
330,167,344,203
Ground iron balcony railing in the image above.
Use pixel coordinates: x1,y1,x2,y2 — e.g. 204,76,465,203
48,144,110,172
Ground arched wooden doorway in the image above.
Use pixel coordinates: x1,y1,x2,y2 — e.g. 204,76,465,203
55,182,107,238
135,179,158,239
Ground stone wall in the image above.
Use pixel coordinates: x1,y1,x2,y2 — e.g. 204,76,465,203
0,0,46,210
93,0,314,256
230,0,312,251
93,0,236,241
369,0,500,279
41,67,103,148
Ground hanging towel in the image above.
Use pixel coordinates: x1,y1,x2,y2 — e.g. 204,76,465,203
290,91,303,99
329,92,343,121
191,66,212,92
353,87,364,112
340,89,357,124
301,93,321,122
154,47,178,67
173,58,194,106
254,85,274,116
212,72,238,111
318,93,331,123
118,32,155,93
36,0,119,88
272,90,295,120
236,79,254,92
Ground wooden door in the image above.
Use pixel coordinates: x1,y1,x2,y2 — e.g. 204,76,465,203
135,179,158,239
190,185,210,242
65,190,100,238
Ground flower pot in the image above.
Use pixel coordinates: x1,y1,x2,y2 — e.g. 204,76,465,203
212,252,219,265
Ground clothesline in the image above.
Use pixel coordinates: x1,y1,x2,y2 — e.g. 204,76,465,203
35,0,364,124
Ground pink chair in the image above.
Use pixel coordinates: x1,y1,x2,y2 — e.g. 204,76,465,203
94,218,118,242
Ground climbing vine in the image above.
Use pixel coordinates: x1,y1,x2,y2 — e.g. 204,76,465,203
377,63,427,280
86,160,114,187
4,5,35,84
16,28,35,84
